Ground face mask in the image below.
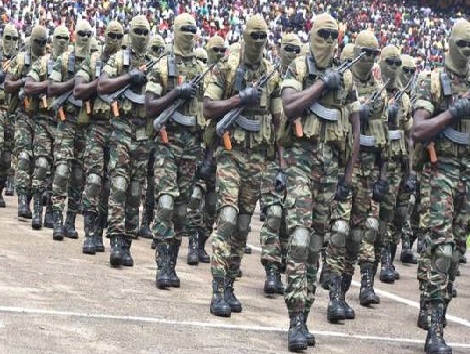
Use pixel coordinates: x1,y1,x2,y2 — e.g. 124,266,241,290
243,15,268,65
130,26,150,54
310,13,339,69
2,25,19,57
30,26,48,58
105,31,123,56
75,23,92,58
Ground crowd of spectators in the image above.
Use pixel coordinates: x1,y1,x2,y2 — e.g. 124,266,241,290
1,0,469,65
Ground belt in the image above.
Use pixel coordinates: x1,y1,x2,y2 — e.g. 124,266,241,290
360,134,376,147
388,130,402,141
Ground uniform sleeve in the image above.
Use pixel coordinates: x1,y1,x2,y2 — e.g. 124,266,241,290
27,58,42,82
204,62,226,101
76,56,92,83
49,55,63,82
145,60,163,97
7,55,20,79
280,58,303,93
102,53,118,78
400,92,413,132
269,72,282,116
413,72,434,115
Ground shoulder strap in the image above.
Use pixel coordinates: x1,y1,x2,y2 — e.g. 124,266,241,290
430,67,441,104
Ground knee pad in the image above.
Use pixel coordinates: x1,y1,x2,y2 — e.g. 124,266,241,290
205,192,217,215
431,245,453,274
237,213,252,237
266,205,283,231
35,157,49,181
188,185,203,209
85,173,102,197
17,152,30,170
54,163,69,189
347,228,362,256
217,206,238,238
158,194,174,222
290,226,310,262
112,175,127,203
364,218,379,243
174,202,187,230
330,220,349,249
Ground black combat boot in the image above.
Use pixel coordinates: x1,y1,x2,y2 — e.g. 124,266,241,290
31,192,43,230
224,277,242,313
109,235,123,267
121,238,134,267
327,274,346,323
156,241,171,289
82,211,96,255
340,274,355,319
379,246,396,284
168,240,181,287
0,187,5,207
447,282,457,299
52,210,65,240
418,297,429,330
197,231,210,263
151,238,157,250
400,238,417,264
459,254,467,264
390,243,400,280
287,312,308,352
64,211,78,239
93,213,106,252
18,193,32,219
359,262,380,306
259,211,266,222
424,301,452,354
210,277,231,317
186,232,199,266
303,311,316,346
5,175,14,196
264,264,278,294
43,196,54,228
138,209,153,239
275,270,285,294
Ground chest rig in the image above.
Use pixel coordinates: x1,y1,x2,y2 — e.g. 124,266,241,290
25,53,54,117
13,52,32,114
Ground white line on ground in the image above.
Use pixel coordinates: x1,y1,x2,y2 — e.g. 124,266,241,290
246,244,470,329
0,305,469,348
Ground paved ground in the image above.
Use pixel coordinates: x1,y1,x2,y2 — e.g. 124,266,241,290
0,194,469,354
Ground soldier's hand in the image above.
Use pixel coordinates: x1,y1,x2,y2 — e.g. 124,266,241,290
404,174,418,193
320,69,342,91
449,98,470,120
387,103,399,122
238,87,262,105
335,179,352,201
177,82,198,99
372,179,388,202
128,68,147,85
273,169,287,193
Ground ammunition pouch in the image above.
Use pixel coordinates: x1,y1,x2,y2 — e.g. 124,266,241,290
236,115,260,131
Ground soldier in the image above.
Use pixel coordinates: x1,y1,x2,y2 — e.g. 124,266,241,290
411,19,470,354
75,21,124,255
259,33,301,295
377,46,413,284
145,13,206,287
49,21,92,241
0,24,19,207
147,34,165,58
280,13,360,350
195,48,208,64
26,25,70,230
98,15,152,267
203,14,281,316
185,35,227,265
5,27,46,220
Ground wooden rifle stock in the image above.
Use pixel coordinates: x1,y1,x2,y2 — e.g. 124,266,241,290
427,142,437,163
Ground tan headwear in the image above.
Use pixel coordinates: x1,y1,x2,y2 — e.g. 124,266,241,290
243,14,268,65
206,35,225,64
280,33,301,70
310,13,338,69
2,24,19,57
74,21,92,58
130,15,150,54
379,45,401,88
173,13,197,57
195,48,208,63
148,34,165,57
445,20,470,74
104,21,123,57
352,30,379,79
30,25,48,58
53,25,69,59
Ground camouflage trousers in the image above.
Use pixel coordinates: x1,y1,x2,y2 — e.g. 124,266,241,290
82,120,111,216
418,156,469,302
141,146,156,223
283,140,337,314
106,119,151,239
31,117,56,194
0,109,14,186
52,119,87,213
14,112,34,195
210,145,266,279
152,127,200,243
259,159,288,268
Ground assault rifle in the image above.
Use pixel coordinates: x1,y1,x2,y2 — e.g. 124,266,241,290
216,62,280,150
388,75,416,129
153,63,215,143
293,51,366,137
100,53,164,117
51,90,74,121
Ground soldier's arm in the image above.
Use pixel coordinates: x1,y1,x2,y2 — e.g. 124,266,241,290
344,112,360,184
411,108,451,143
74,77,97,100
4,73,24,93
47,77,74,97
24,60,48,95
97,72,131,95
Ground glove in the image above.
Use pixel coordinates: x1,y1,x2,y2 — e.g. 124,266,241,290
238,87,262,105
176,81,198,99
128,68,146,85
372,179,389,202
335,179,352,201
273,169,287,193
448,98,470,120
404,174,418,193
320,68,342,91
359,103,371,121
387,103,399,122
0,70,5,84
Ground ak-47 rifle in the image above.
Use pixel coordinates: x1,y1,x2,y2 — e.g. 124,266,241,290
51,90,74,121
387,75,416,129
100,53,164,117
153,63,215,143
292,51,367,137
216,62,280,150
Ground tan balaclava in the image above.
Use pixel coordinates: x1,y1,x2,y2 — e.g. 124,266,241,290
30,25,48,59
310,13,338,69
243,14,268,65
280,33,301,71
130,15,150,54
2,24,19,57
105,21,123,57
399,54,416,87
74,21,92,58
205,35,225,64
148,34,165,57
379,45,401,89
195,47,208,63
173,13,197,57
53,25,69,59
352,30,380,79
445,20,470,75
340,43,355,64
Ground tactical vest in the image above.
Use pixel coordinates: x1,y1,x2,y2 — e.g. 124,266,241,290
289,55,352,145
89,52,110,120
386,88,412,158
430,67,470,157
58,52,86,120
220,51,277,148
157,52,205,129
25,53,55,117
11,52,32,115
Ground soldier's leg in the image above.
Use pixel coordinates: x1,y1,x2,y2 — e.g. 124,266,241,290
186,181,205,265
15,114,34,219
0,112,6,207
5,113,16,196
139,146,155,239
199,182,216,262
